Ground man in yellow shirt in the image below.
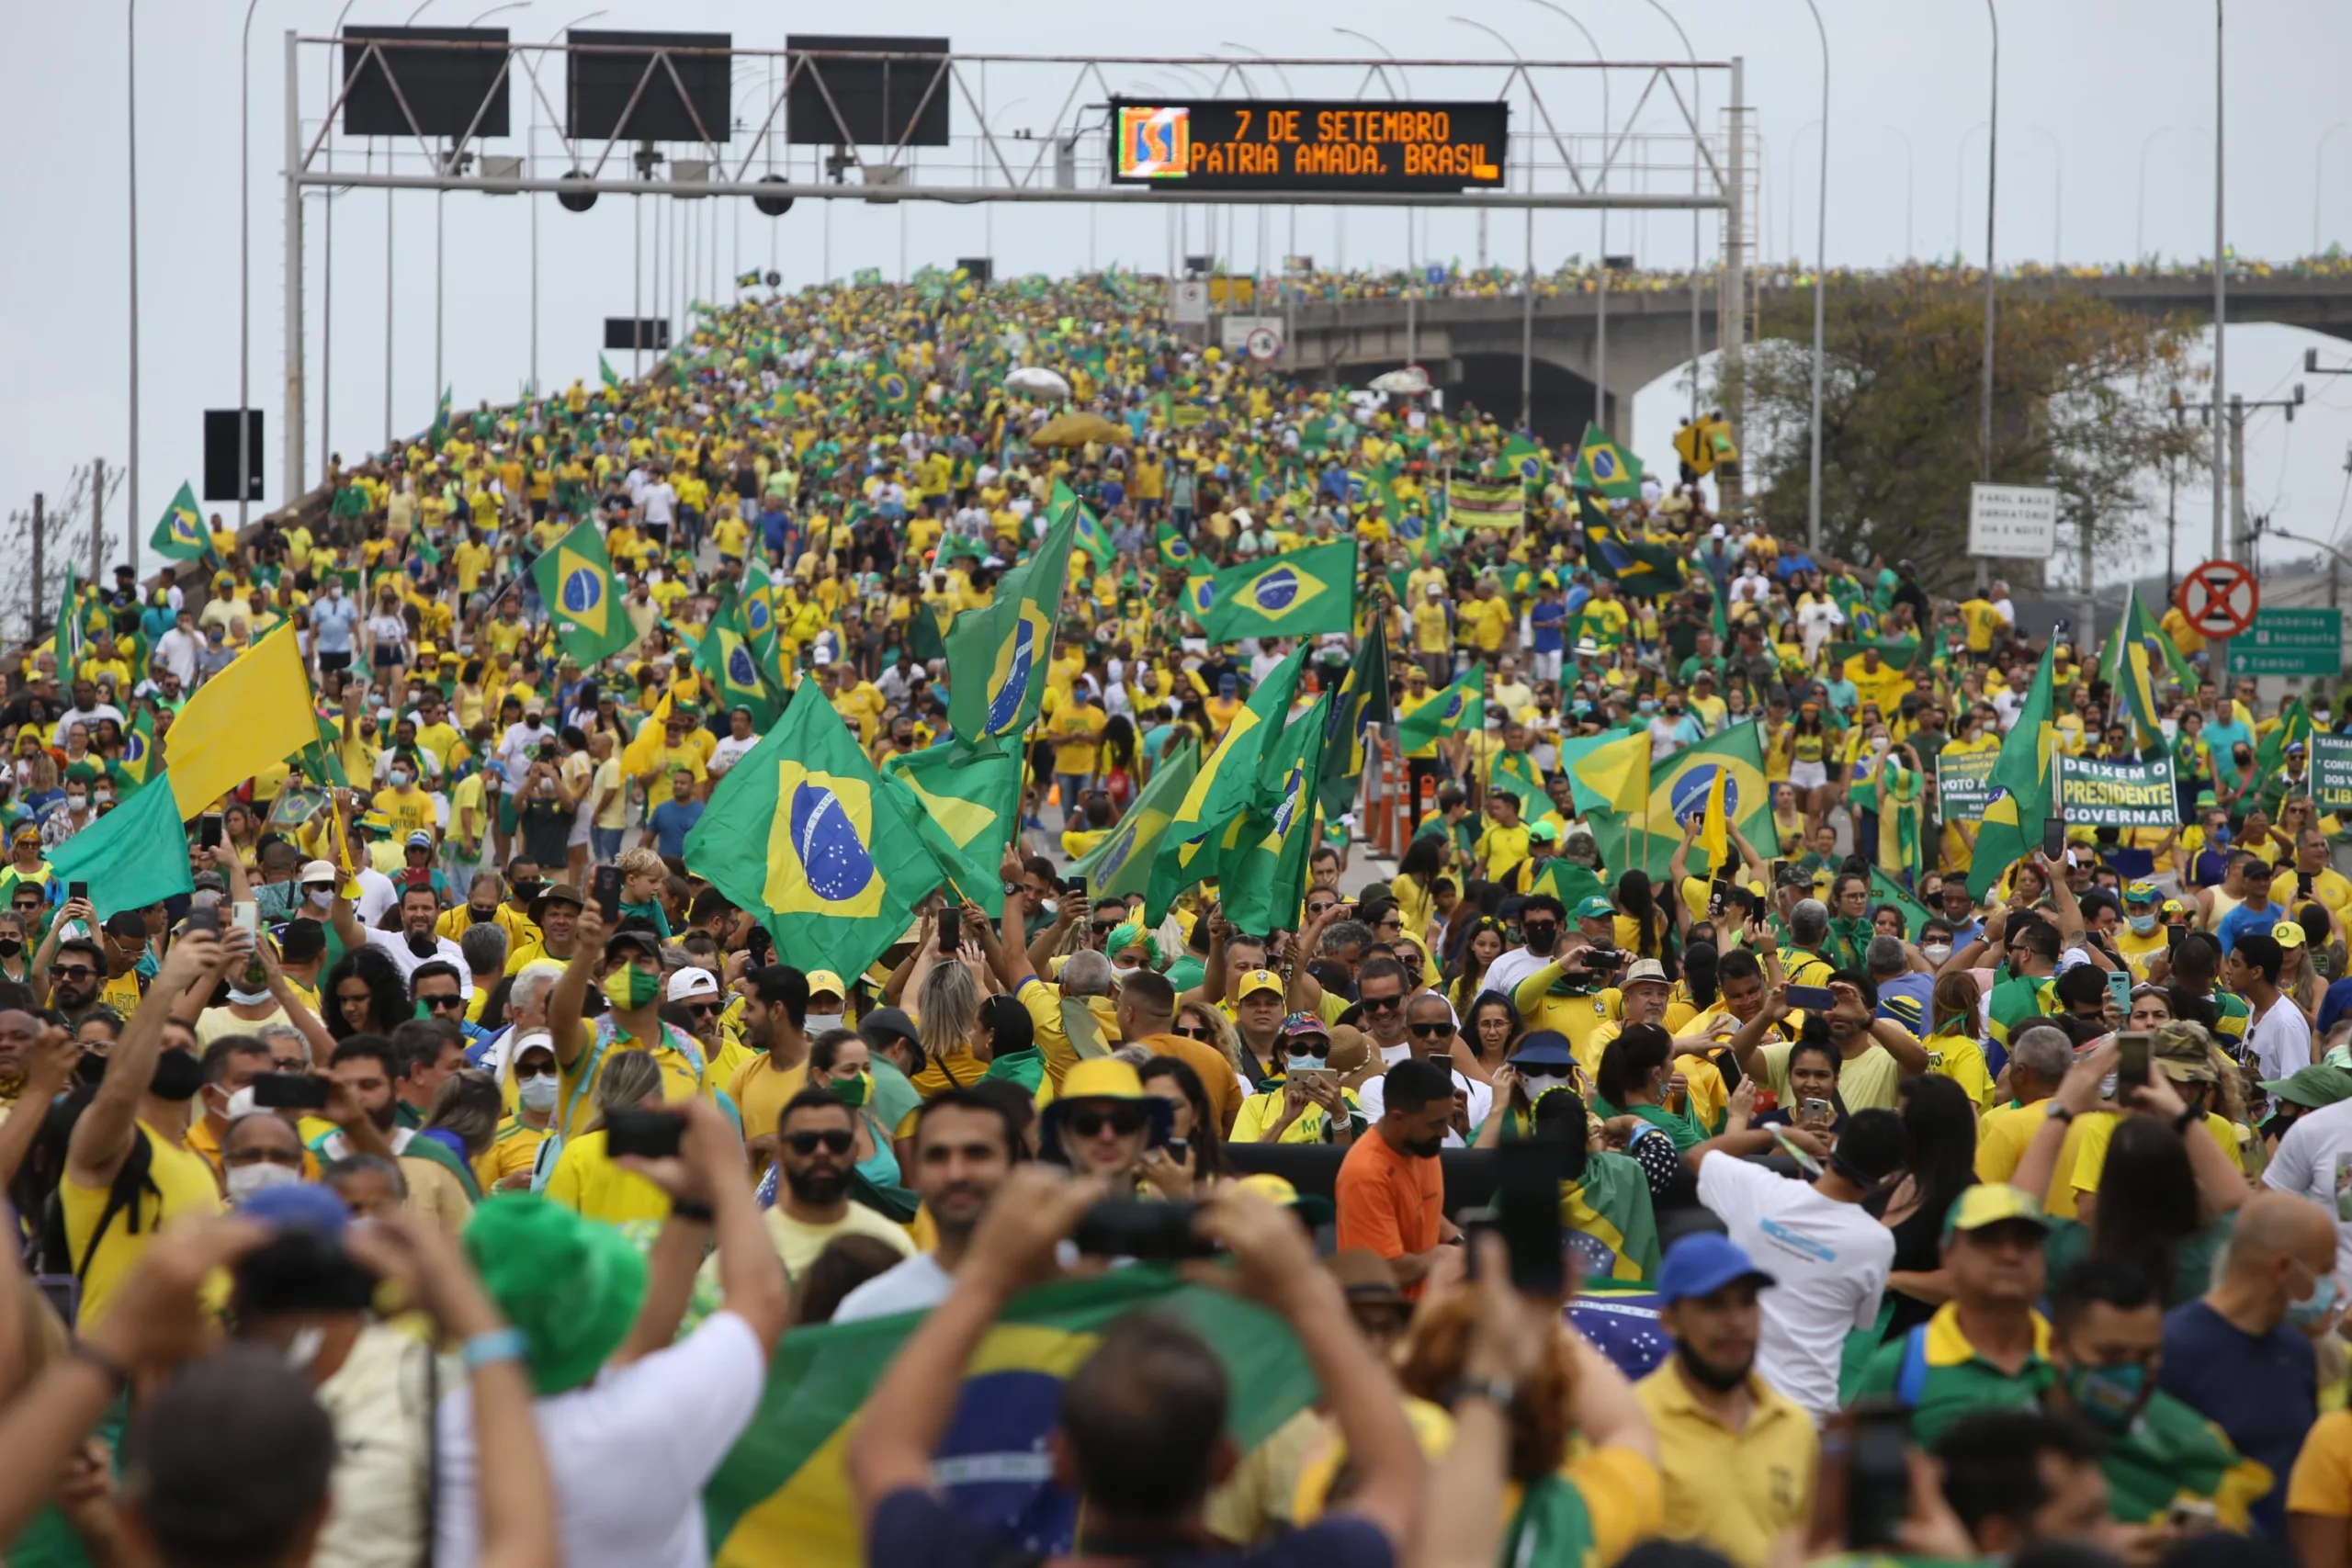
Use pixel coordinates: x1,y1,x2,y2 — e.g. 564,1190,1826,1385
1409,584,1452,684
1635,1235,1817,1568
1048,685,1107,825
1458,579,1511,659
1957,592,2010,653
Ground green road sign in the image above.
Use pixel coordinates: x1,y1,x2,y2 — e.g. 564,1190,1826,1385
2227,607,2344,677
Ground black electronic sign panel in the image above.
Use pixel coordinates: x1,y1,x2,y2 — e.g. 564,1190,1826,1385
1109,100,1508,192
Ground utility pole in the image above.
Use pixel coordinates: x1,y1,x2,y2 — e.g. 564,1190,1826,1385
2223,385,2305,559
29,495,43,646
91,457,106,582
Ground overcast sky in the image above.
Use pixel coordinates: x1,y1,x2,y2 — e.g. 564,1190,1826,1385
7,0,2352,592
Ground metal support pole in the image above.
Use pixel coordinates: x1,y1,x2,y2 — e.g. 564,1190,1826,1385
2212,0,2228,562
1804,0,1829,553
1521,207,1534,430
384,182,395,449
127,0,140,577
632,194,641,378
284,28,306,499
1721,58,1747,474
1975,0,2000,591
239,0,260,528
29,495,43,646
434,150,446,407
92,458,106,582
2229,394,2247,557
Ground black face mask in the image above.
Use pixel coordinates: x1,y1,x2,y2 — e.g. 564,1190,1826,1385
467,905,497,924
147,1047,205,1102
74,1052,107,1088
0,939,22,958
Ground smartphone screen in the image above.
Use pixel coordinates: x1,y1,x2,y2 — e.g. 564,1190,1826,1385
1785,984,1838,1012
590,864,622,923
2106,968,2132,1017
198,815,223,850
1493,1142,1567,1295
2041,816,2068,860
2117,1030,2153,1089
605,1108,684,1160
2165,922,2185,950
251,1073,332,1111
66,881,88,904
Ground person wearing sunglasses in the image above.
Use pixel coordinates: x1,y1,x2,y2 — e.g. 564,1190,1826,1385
663,965,728,1058
1231,1013,1363,1146
761,1087,921,1278
1037,1057,1173,1186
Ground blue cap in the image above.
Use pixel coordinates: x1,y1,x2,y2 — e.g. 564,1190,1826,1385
1509,1031,1576,1069
237,1180,349,1237
1657,1233,1776,1306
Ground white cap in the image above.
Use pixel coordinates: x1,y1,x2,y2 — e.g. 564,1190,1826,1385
665,967,720,1002
299,860,338,885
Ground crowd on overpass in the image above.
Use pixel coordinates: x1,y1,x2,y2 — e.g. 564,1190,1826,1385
1,265,2351,1568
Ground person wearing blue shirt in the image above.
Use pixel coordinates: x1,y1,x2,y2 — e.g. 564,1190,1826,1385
1528,582,1568,683
310,581,361,673
2214,857,2283,955
642,768,707,859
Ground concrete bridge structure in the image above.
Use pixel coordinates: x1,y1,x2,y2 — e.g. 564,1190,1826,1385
1276,272,2352,442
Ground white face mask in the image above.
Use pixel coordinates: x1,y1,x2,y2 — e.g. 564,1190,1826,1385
307,888,334,909
515,1073,560,1111
805,1011,844,1035
227,986,274,1008
1921,943,1952,965
225,1162,301,1204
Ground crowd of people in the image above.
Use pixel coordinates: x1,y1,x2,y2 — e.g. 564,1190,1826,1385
0,264,2348,1568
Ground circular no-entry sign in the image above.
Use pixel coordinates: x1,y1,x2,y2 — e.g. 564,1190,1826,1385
2176,559,2259,638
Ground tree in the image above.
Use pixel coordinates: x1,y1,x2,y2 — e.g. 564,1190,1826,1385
1723,269,2206,594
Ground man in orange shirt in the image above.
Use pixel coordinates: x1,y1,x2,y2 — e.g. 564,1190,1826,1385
1333,1058,1460,1291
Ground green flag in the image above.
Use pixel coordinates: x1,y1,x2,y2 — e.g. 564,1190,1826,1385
1501,432,1549,488
1317,631,1392,819
683,682,948,985
699,1269,1316,1568
295,715,351,791
1572,421,1644,499
119,703,159,784
875,369,918,415
906,599,948,665
1198,540,1358,644
880,739,1021,918
1069,740,1200,902
149,481,209,561
1577,495,1686,596
1155,523,1198,573
735,269,762,288
1967,640,2059,900
1869,867,1937,940
430,386,453,444
944,501,1078,745
528,519,635,667
1620,719,1775,879
740,561,782,674
1222,694,1332,936
693,586,783,729
1395,665,1485,755
599,355,622,390
2097,583,2166,753
49,768,197,919
52,570,85,671
1145,647,1309,922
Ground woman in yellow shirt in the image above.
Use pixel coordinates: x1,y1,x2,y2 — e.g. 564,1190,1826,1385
542,1047,670,1223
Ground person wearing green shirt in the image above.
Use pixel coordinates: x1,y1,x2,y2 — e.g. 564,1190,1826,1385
2044,1254,2272,1532
1854,1183,2055,1446
1984,918,2063,1055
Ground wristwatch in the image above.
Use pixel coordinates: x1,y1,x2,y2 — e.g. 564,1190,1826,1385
1446,1374,1520,1411
2044,1101,2075,1123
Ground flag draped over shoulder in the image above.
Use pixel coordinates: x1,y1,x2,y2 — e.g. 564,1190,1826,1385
684,682,947,982
1560,1147,1662,1282
1145,649,1308,923
700,1269,1318,1568
149,482,208,561
1967,641,2059,900
50,771,198,919
530,520,634,667
880,739,1021,918
1069,740,1199,903
945,502,1077,745
1394,666,1485,755
164,626,318,819
1198,541,1357,644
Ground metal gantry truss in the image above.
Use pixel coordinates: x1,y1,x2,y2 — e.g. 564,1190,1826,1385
275,35,1750,494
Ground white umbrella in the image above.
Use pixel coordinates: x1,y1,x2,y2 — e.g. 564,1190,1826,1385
1369,365,1431,396
1004,366,1071,399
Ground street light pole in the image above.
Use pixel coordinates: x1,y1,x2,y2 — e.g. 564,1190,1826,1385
127,0,140,571
1978,0,1999,502
1643,0,1702,425
239,0,264,526
2212,0,2227,561
1800,0,1827,554
322,0,359,479
1521,0,1610,431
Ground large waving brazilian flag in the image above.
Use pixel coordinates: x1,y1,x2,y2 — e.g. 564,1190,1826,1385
693,586,783,729
1198,540,1357,644
1316,631,1392,819
1155,523,1197,573
1572,421,1644,500
700,1269,1318,1568
1223,694,1332,936
529,519,634,666
149,481,209,561
1580,719,1773,880
1394,665,1484,755
1967,640,2059,900
1069,740,1199,903
944,502,1078,746
684,682,947,983
881,739,1021,918
1145,647,1309,923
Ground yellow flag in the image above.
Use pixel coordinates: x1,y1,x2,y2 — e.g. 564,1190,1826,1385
621,691,673,779
1699,766,1729,874
164,625,318,820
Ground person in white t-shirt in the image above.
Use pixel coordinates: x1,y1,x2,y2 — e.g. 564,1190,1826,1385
2233,931,2314,1094
1689,1095,1906,1419
435,1097,786,1568
2264,1094,2352,1294
834,1089,1023,1323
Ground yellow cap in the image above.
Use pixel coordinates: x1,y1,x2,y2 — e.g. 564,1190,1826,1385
1236,968,1286,1002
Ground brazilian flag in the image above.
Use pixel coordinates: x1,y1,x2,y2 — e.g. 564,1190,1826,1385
430,386,453,445
876,368,917,415
1577,495,1684,597
1198,540,1357,644
1155,523,1196,573
880,739,1021,918
1501,431,1549,487
694,586,783,728
1560,1146,1662,1281
736,269,762,288
1572,420,1643,500
119,704,159,785
1316,631,1391,819
1069,740,1199,902
944,501,1078,745
1394,665,1485,755
149,482,209,562
1966,640,2058,900
1049,480,1113,568
1222,694,1331,936
684,682,948,985
1145,646,1309,922
740,562,782,674
699,1269,1317,1568
1180,575,1216,624
528,519,634,667
599,355,622,390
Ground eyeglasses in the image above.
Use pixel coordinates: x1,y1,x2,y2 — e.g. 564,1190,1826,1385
1285,1038,1331,1058
1376,915,1403,931
1359,992,1403,1013
1175,1025,1214,1041
50,964,96,980
1306,901,1339,917
419,993,465,1011
1063,1105,1148,1138
783,1129,855,1156
1521,923,1557,942
1091,919,1122,934
685,1001,722,1018
1409,1021,1453,1038
225,1146,305,1168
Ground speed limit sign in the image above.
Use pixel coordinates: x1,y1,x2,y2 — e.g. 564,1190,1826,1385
1244,325,1283,361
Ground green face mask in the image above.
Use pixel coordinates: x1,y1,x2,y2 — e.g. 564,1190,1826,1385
830,1071,870,1109
604,965,661,1010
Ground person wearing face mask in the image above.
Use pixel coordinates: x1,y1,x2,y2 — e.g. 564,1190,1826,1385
1481,892,1569,999
483,1030,561,1192
2160,1191,2336,1536
217,1107,309,1205
59,926,232,1329
2112,882,2171,978
0,910,32,988
2043,1257,2269,1533
1231,1014,1362,1145
371,752,438,845
1332,1058,1462,1292
183,1034,276,1174
545,913,710,1146
335,879,469,996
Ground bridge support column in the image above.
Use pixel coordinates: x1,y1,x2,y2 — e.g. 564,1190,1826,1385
1719,57,1748,513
